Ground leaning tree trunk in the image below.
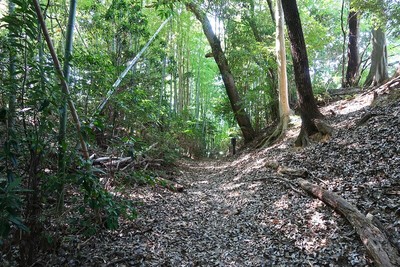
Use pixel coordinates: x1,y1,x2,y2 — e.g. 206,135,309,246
96,16,171,114
33,0,89,160
364,28,389,87
281,0,323,146
345,10,360,87
298,179,400,266
186,2,256,143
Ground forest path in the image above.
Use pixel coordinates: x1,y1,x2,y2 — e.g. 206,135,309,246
128,157,368,266
123,87,400,266
40,85,400,266
132,158,279,266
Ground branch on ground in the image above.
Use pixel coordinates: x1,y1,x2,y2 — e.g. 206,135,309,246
297,178,400,267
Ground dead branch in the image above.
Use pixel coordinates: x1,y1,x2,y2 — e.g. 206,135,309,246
254,175,306,196
297,178,400,267
92,156,131,165
278,166,308,178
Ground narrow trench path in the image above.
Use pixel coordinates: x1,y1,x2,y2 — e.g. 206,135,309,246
129,158,368,266
38,87,399,266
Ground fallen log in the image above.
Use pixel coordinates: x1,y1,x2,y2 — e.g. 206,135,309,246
297,178,400,267
328,87,363,96
92,156,132,166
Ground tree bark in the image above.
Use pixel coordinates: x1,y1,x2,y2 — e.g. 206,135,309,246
340,0,346,87
281,0,323,146
257,0,291,148
298,179,400,267
186,2,255,143
364,28,389,87
345,10,360,87
394,64,400,78
6,1,17,183
266,0,275,24
7,1,16,134
276,0,290,121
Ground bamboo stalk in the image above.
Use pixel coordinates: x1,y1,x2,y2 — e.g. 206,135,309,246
32,0,89,160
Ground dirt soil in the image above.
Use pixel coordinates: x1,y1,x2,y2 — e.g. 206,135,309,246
6,80,400,266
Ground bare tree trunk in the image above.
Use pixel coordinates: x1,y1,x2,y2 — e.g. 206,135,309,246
394,64,400,78
258,0,291,148
19,148,43,266
6,1,17,183
276,0,291,122
160,50,167,114
246,0,279,122
7,1,16,135
266,0,275,24
340,0,347,87
364,28,389,87
186,38,190,109
178,16,184,113
186,2,255,143
195,53,201,121
281,0,324,146
345,10,360,87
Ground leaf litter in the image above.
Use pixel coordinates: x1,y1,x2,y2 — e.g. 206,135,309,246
30,84,400,266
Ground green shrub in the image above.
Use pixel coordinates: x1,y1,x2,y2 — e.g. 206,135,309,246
0,177,30,245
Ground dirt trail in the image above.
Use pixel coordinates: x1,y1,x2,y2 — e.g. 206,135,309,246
35,85,400,266
126,157,370,266
116,87,399,266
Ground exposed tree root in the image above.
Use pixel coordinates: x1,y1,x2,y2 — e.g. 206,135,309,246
297,178,400,267
256,115,290,148
294,127,310,147
295,119,333,147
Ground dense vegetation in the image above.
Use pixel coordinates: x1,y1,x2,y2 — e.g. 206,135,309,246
0,0,399,265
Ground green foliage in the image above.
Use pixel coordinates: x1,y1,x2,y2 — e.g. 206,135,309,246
0,178,30,245
126,170,157,186
75,161,137,232
298,0,344,89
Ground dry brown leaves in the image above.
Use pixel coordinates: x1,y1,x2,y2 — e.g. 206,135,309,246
30,87,400,267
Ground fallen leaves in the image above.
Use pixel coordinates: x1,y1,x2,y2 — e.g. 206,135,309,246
27,86,400,266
